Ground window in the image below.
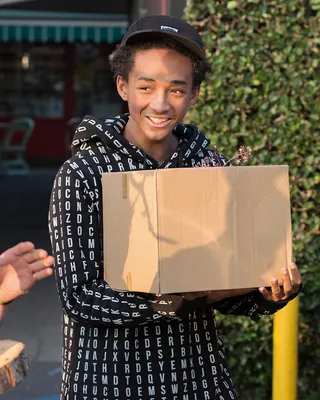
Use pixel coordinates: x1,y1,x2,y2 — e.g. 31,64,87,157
0,43,65,119
74,43,122,119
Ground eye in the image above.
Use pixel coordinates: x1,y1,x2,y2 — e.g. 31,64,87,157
139,86,151,91
171,89,185,94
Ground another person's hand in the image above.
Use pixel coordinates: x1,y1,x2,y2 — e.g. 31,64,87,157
0,241,54,303
259,259,302,302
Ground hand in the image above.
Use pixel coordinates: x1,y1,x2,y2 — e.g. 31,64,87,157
0,242,54,303
259,259,302,302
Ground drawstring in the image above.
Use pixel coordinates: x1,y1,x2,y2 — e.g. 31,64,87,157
178,151,185,168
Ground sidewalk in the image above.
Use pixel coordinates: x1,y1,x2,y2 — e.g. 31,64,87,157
0,168,62,400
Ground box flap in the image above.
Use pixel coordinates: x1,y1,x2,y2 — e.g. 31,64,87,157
102,170,160,292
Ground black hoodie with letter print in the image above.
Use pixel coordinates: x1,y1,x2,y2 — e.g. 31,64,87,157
49,114,293,400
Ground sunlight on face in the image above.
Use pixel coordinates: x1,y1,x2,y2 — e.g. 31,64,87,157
117,48,199,144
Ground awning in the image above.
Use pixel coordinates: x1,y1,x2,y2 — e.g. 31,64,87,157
0,10,128,43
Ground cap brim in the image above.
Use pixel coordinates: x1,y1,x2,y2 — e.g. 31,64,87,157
122,30,206,60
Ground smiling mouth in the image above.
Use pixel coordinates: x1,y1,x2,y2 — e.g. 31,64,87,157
146,116,172,126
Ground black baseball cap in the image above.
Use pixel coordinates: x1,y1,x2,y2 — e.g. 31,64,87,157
121,15,206,60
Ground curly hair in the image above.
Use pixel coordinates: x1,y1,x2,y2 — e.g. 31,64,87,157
109,36,210,89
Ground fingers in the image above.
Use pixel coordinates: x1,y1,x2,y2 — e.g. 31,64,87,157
23,249,48,263
260,259,302,302
29,256,54,273
270,278,282,301
289,261,302,286
282,268,292,295
282,260,302,294
43,256,54,268
0,241,35,264
9,241,35,257
33,267,53,281
259,279,283,302
259,287,271,299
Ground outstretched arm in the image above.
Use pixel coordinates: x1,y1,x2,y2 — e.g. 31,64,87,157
0,241,53,305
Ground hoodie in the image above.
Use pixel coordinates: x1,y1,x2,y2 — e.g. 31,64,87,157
49,114,292,400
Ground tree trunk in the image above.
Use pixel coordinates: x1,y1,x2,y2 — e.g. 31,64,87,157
0,340,30,395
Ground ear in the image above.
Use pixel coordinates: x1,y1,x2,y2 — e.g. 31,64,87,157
189,85,200,107
116,75,129,101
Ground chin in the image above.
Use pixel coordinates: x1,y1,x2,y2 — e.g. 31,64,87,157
144,129,173,142
142,121,176,142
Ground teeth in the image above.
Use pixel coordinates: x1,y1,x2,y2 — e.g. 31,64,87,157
149,117,169,124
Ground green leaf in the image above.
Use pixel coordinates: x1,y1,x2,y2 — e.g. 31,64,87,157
184,1,320,397
227,1,238,9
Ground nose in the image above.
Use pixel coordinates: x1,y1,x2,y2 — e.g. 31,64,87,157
150,90,170,113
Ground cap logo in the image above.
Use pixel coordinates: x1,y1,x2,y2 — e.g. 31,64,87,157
160,25,179,33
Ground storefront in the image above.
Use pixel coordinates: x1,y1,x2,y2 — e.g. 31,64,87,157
0,5,129,164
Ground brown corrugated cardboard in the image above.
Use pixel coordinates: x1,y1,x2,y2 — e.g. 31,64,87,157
102,166,292,294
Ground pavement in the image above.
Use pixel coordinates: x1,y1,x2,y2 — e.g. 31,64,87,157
0,168,62,400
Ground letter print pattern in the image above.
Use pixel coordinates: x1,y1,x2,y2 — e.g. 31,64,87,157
49,115,291,399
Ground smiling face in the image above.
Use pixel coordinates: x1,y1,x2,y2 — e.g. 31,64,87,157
116,48,199,147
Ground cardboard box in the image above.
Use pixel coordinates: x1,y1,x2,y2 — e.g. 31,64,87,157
102,166,292,294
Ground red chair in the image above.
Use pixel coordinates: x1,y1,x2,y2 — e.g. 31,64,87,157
0,118,35,175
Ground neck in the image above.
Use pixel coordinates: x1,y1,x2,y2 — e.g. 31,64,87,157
123,121,178,163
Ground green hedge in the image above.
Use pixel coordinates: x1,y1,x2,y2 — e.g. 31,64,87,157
184,1,320,399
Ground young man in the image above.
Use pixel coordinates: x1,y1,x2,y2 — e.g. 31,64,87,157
49,15,302,400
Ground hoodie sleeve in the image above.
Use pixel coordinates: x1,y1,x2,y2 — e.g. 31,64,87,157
48,160,206,327
212,289,301,321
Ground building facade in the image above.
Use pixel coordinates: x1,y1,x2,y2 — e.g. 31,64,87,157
0,0,187,164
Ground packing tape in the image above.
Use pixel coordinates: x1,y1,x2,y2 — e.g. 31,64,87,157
122,174,128,199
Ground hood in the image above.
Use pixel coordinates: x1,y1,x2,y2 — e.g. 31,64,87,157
71,114,211,168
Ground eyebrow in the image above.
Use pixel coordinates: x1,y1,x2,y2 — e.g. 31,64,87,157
137,77,188,86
